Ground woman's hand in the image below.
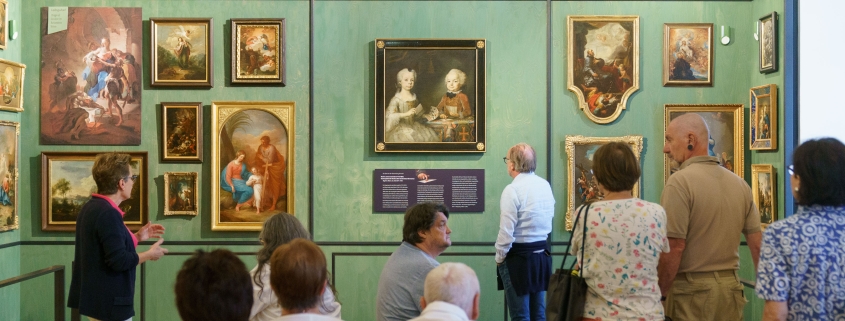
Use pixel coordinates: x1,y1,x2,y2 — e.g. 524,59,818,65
136,221,165,242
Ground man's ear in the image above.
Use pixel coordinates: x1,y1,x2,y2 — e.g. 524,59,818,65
420,296,427,310
417,229,427,241
470,292,480,320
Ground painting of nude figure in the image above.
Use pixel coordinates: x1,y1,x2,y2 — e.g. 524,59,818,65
567,16,639,124
40,7,142,145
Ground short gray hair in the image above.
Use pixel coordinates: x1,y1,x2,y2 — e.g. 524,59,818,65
508,143,536,173
423,262,479,317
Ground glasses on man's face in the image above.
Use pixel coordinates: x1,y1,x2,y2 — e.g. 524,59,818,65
503,157,510,164
124,175,139,182
787,165,794,176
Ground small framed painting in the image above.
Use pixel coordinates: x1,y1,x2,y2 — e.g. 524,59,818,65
759,12,778,74
231,19,285,85
150,18,213,87
750,84,777,150
0,0,7,50
0,120,19,232
663,23,713,86
164,172,198,216
664,104,744,181
751,164,776,229
0,58,25,112
564,135,643,231
41,152,148,232
161,102,202,162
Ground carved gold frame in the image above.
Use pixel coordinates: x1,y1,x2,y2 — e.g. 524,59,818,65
0,58,25,112
567,15,639,124
750,84,777,150
663,104,744,181
0,120,19,232
751,164,776,229
564,135,643,231
211,101,295,231
163,172,199,216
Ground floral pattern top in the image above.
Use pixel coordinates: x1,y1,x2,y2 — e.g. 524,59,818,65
755,205,845,320
571,198,670,321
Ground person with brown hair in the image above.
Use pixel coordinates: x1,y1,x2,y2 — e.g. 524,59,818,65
175,249,253,321
68,153,167,321
269,238,343,321
249,213,340,321
570,142,670,321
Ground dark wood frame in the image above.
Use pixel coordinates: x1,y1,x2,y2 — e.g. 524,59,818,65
161,102,203,162
230,18,286,85
374,38,487,153
759,12,778,73
663,23,714,87
41,151,148,232
163,172,199,216
150,18,213,87
0,120,19,232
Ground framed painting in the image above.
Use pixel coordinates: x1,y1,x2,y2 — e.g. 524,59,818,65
164,172,198,216
211,101,295,231
374,38,487,153
564,135,643,231
231,19,285,85
0,121,19,232
759,12,778,74
40,7,142,145
752,164,776,229
664,104,744,181
151,18,213,88
162,102,202,162
0,0,7,50
750,84,778,150
41,151,148,232
0,58,24,112
663,23,713,86
567,16,639,124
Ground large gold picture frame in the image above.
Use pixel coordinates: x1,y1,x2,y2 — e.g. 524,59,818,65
211,101,294,231
0,120,19,232
751,164,776,229
664,104,744,181
567,15,639,124
564,135,643,231
750,84,777,150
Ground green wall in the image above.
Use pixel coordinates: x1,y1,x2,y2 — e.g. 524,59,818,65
1,1,786,320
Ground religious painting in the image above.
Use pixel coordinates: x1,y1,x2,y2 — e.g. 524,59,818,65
151,18,213,87
567,16,639,124
663,23,713,86
40,7,142,145
0,58,24,112
211,101,294,231
41,151,148,232
750,84,778,150
231,19,285,85
759,12,778,74
564,135,643,231
374,38,487,152
0,121,19,232
161,102,202,162
752,164,776,229
664,104,744,181
164,172,198,216
0,0,7,50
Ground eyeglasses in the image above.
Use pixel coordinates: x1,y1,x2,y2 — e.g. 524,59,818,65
502,157,510,164
124,175,139,182
787,165,794,176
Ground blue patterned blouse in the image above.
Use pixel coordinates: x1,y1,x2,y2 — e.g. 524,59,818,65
755,205,845,320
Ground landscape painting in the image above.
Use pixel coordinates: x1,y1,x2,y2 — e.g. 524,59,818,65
151,18,212,87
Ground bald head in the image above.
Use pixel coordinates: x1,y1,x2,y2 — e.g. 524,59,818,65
422,262,480,320
664,113,711,164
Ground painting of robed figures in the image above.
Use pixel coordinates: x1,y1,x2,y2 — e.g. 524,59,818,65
40,7,142,145
151,18,212,87
663,23,713,86
211,101,295,231
567,16,640,124
0,121,18,232
752,164,777,228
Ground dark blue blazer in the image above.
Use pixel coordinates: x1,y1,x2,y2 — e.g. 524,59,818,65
68,196,139,321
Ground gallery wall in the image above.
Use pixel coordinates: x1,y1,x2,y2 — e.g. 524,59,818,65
0,0,786,320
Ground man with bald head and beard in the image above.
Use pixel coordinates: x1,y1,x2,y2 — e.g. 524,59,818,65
657,114,762,321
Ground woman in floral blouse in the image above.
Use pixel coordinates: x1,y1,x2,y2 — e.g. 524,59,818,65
756,138,845,320
571,142,670,321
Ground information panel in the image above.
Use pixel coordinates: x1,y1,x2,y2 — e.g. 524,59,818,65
374,169,484,213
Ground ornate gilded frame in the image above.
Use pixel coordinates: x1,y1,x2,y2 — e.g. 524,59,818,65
751,164,776,229
564,135,643,231
0,120,19,232
750,84,777,150
164,172,199,216
0,58,25,112
663,104,744,181
663,23,713,87
0,0,7,50
230,19,285,85
567,15,639,124
211,101,295,231
161,102,203,162
150,18,213,88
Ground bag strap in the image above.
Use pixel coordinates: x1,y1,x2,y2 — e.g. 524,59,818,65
577,203,590,276
559,202,591,270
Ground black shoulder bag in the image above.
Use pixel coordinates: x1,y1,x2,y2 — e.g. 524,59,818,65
545,202,591,321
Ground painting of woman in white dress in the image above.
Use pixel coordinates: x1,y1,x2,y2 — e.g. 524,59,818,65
384,68,440,142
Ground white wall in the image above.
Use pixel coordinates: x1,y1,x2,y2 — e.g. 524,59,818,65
800,0,845,142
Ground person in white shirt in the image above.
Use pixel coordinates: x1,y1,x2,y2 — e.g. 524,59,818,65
409,262,480,321
249,213,341,321
269,238,343,321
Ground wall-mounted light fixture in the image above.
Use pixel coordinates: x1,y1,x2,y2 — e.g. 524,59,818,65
720,25,731,45
8,20,17,40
